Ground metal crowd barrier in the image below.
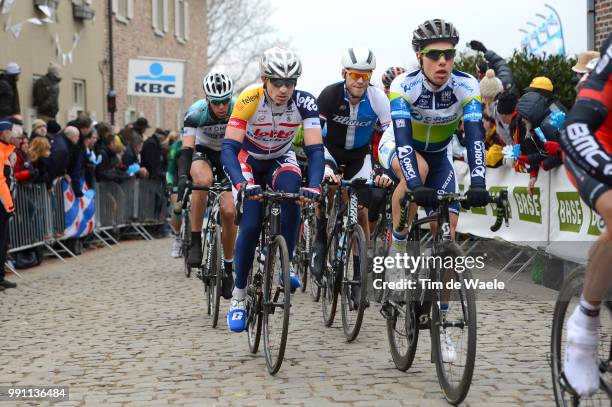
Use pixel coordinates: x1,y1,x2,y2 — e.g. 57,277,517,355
8,177,170,270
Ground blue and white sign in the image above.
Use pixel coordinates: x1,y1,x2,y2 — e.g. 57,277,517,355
519,4,566,57
128,59,185,99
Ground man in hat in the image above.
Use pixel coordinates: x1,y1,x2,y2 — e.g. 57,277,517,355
32,63,62,122
0,62,21,120
572,50,600,80
0,118,16,291
132,117,150,138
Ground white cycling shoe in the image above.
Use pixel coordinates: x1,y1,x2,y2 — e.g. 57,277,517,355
440,329,457,363
564,307,600,397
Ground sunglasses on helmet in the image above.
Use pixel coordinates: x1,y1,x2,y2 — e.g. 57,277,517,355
345,70,372,81
421,48,457,61
269,78,297,88
209,98,231,106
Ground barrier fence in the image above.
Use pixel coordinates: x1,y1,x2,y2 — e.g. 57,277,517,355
8,178,168,263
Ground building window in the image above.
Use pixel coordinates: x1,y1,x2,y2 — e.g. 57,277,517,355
112,0,133,24
125,95,138,126
174,0,189,43
152,0,168,36
72,80,86,116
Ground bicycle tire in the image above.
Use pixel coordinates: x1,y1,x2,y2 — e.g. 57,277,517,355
372,222,392,304
263,235,291,375
246,259,262,354
301,209,315,292
387,283,420,371
322,231,340,327
211,227,222,328
182,210,192,278
341,224,368,342
430,243,477,405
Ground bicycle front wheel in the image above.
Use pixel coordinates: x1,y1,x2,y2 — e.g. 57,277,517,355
430,243,477,405
246,259,262,354
322,231,340,327
551,266,612,406
262,235,291,375
181,210,192,277
210,227,222,328
387,283,420,371
341,224,368,342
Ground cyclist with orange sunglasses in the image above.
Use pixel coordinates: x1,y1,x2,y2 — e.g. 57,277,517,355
310,47,392,303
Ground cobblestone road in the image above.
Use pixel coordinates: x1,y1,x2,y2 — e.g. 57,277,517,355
1,238,558,406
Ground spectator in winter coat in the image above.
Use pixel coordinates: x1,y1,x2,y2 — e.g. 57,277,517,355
44,126,77,189
0,62,21,120
469,40,518,96
121,128,148,178
0,118,16,290
140,128,167,180
14,136,37,183
32,63,61,122
479,69,504,118
94,122,129,183
29,136,51,184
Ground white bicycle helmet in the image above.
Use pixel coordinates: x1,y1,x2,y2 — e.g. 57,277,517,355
259,47,302,79
341,47,376,71
203,72,233,100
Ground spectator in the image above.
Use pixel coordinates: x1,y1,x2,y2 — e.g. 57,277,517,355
479,69,504,117
94,122,129,183
0,62,21,120
140,127,167,180
0,118,16,290
67,114,93,139
46,120,61,138
121,130,148,178
44,126,77,190
29,137,51,184
32,63,61,122
493,91,519,148
13,135,36,183
30,119,47,140
469,40,518,96
515,76,568,193
68,127,97,197
132,117,150,139
573,51,600,92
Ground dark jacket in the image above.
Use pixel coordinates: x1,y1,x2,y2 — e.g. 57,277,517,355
122,144,139,167
44,132,72,187
67,141,88,197
484,50,518,96
32,73,61,117
0,74,20,117
140,133,163,180
95,141,130,183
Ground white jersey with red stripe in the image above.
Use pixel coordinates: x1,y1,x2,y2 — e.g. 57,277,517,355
227,84,320,160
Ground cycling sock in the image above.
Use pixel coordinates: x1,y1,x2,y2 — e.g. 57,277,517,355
232,287,246,301
440,302,449,318
224,258,233,264
575,295,601,331
392,230,407,241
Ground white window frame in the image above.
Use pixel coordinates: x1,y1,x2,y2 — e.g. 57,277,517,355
174,0,189,43
152,0,169,36
111,0,134,24
125,95,138,126
72,79,86,116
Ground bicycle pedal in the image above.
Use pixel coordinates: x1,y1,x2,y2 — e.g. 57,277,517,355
379,303,395,320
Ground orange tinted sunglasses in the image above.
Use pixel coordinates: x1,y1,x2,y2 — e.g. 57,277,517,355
346,70,372,81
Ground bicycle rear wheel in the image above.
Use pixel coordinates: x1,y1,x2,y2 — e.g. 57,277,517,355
551,267,612,406
322,232,341,327
430,243,477,405
210,227,222,328
372,221,391,303
246,260,262,354
263,235,291,375
387,282,420,371
341,224,368,342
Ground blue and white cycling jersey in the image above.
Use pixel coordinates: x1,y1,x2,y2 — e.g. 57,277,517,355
182,97,236,151
317,82,390,151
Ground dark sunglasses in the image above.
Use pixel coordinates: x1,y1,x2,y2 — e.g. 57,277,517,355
210,98,231,106
421,48,457,61
269,78,297,88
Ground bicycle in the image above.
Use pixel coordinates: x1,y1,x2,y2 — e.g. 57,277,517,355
239,188,299,375
319,178,378,342
550,266,611,406
370,185,393,304
293,201,316,294
381,189,509,405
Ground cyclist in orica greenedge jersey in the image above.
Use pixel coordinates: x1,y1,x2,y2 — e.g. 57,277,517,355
379,19,489,361
177,72,237,300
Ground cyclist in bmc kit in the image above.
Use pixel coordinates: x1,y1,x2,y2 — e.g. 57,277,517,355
177,72,237,300
378,19,489,362
560,32,612,397
310,47,393,292
221,47,325,332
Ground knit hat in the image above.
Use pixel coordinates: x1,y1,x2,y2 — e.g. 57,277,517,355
496,92,518,115
32,119,46,131
479,69,503,98
572,50,600,73
526,76,554,92
48,62,61,79
5,62,20,75
46,120,61,134
0,118,12,131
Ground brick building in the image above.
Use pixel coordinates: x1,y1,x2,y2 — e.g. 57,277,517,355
595,0,612,48
104,0,207,131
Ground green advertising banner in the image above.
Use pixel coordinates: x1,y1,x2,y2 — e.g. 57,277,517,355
556,192,583,233
513,187,542,224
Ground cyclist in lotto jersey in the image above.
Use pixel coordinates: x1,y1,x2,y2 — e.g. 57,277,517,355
310,47,393,290
379,19,489,363
221,47,325,333
560,32,612,397
177,72,237,300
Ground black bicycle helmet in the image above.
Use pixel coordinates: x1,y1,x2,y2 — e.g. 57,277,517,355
412,19,460,52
